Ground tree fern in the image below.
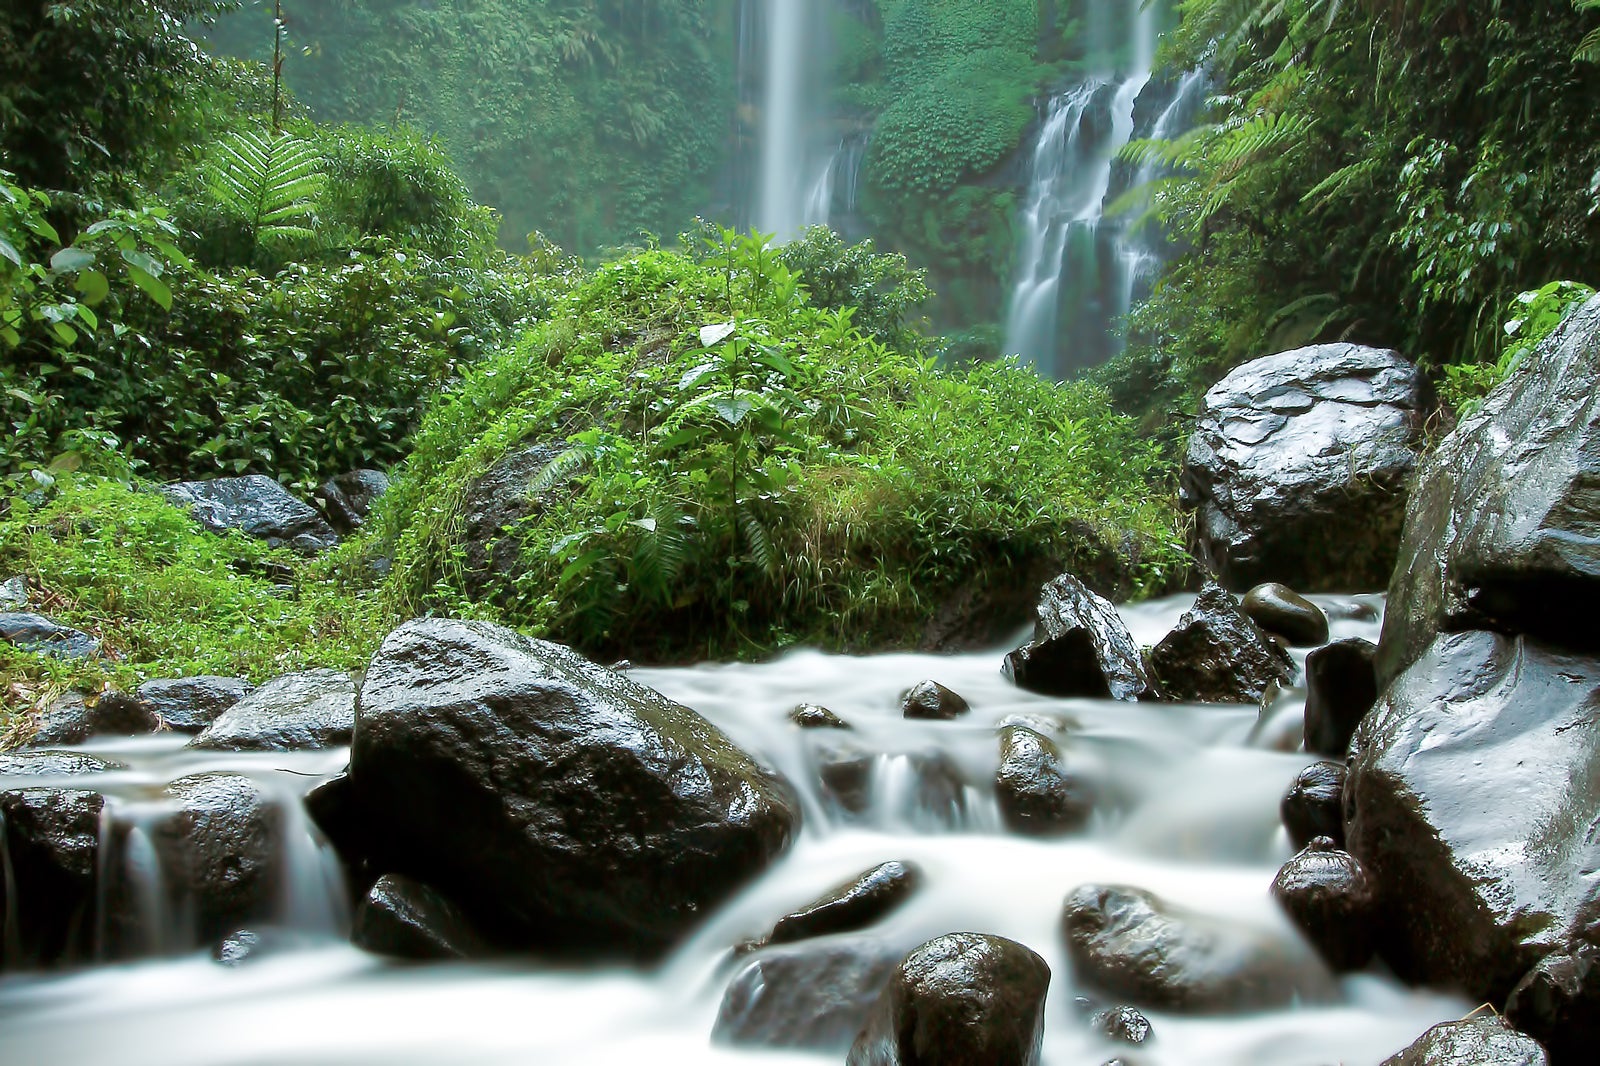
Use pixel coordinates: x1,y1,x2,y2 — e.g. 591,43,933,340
206,129,325,259
1578,0,1600,62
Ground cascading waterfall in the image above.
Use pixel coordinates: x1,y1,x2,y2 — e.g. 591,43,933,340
756,0,809,241
1003,0,1162,377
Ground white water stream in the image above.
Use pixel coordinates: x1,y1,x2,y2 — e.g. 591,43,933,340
0,593,1468,1065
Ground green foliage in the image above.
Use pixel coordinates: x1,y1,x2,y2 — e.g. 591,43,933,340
198,128,327,267
771,226,931,349
1438,280,1597,415
1578,0,1600,62
379,235,1183,661
0,471,390,718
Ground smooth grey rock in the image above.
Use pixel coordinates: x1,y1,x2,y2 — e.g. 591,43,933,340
1063,884,1335,1013
1379,295,1600,684
349,618,801,958
1180,344,1425,592
1347,629,1600,1002
900,680,970,720
161,475,337,553
188,669,354,752
1303,637,1378,757
312,468,389,535
1003,574,1149,700
1149,582,1295,703
136,676,254,733
714,939,907,1050
0,787,105,967
352,873,488,960
1271,837,1378,972
847,932,1051,1066
1242,583,1329,646
1281,761,1346,850
0,612,99,660
1380,1016,1549,1066
995,726,1093,835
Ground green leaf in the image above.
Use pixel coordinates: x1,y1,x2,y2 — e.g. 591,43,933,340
120,248,164,278
0,236,22,269
74,269,110,305
712,396,754,425
49,246,96,273
124,262,173,310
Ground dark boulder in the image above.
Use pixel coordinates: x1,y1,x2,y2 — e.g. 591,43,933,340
0,787,104,967
0,750,124,777
847,932,1051,1066
161,475,338,553
1506,944,1600,1065
1003,574,1149,700
755,860,922,948
0,612,99,660
349,618,801,958
995,726,1093,835
352,873,488,960
790,703,852,729
1090,1006,1153,1046
901,680,970,721
1271,837,1378,971
1302,638,1378,757
312,469,389,535
80,690,163,736
136,676,254,733
1380,1016,1549,1066
1148,582,1296,704
714,939,906,1050
1242,583,1329,646
1063,884,1334,1013
188,669,355,752
1379,294,1600,684
1281,761,1346,850
456,442,560,601
1346,629,1600,1002
29,690,157,746
1180,343,1425,592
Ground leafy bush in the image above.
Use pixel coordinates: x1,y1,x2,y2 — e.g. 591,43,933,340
1439,280,1597,415
379,232,1183,661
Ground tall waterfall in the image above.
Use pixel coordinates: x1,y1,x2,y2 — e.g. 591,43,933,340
1003,0,1164,377
757,0,807,240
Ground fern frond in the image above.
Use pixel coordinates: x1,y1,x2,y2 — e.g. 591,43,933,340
530,444,591,495
740,509,777,575
206,129,325,255
1301,157,1379,211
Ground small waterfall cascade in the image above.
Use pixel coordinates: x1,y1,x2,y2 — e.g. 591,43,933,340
1003,0,1166,377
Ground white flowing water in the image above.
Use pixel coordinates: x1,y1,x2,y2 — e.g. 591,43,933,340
756,0,809,241
0,593,1469,1065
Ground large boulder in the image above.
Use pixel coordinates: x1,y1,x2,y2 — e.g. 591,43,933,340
28,689,158,745
1148,582,1295,703
1002,574,1149,700
188,669,355,752
348,618,801,958
135,676,254,734
1179,343,1426,592
714,939,908,1050
847,932,1051,1066
1346,629,1600,1002
1378,295,1600,684
1380,1017,1549,1066
994,725,1093,835
455,442,561,601
0,787,105,967
1242,582,1329,646
161,475,338,553
1062,884,1334,1013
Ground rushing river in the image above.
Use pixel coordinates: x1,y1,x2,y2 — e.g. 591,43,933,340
0,593,1467,1065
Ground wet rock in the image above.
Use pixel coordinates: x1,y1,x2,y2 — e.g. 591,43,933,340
312,468,389,535
188,669,355,752
1063,884,1334,1013
161,475,338,553
755,861,921,949
0,574,28,609
352,873,488,960
813,744,966,824
1281,761,1346,850
0,750,125,777
349,618,801,958
1003,574,1149,700
82,690,164,736
29,689,159,745
714,939,906,1050
815,743,876,815
136,676,254,733
1180,344,1425,592
848,932,1051,1066
457,442,561,600
995,726,1093,836
1242,583,1329,646
1271,837,1378,971
997,711,1081,736
900,680,970,720
0,787,105,967
1346,630,1600,1002
1379,294,1600,684
1090,1006,1153,1045
1302,638,1378,757
211,927,311,966
1505,944,1600,1065
1148,582,1296,704
790,703,852,729
1380,1016,1549,1066
0,612,99,660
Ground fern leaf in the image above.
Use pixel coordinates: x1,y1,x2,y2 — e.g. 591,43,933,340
530,444,591,495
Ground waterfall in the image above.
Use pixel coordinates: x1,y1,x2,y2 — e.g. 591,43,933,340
756,0,808,241
1002,0,1162,377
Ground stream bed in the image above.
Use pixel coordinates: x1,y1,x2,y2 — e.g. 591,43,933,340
0,594,1468,1065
